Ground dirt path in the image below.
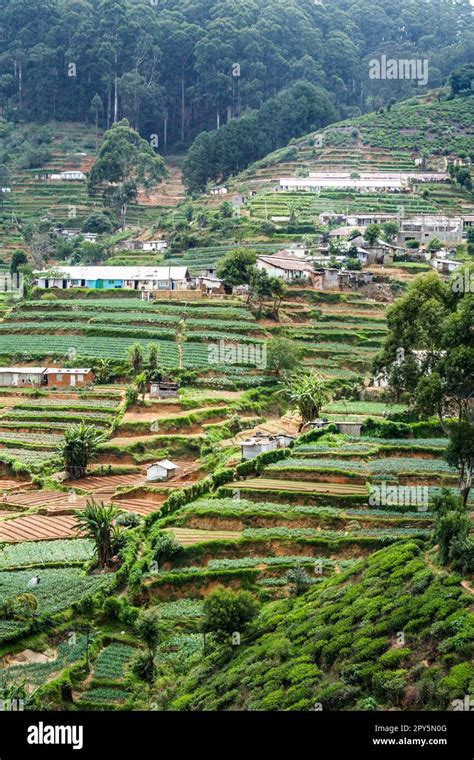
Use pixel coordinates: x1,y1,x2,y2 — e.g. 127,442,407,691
122,405,224,423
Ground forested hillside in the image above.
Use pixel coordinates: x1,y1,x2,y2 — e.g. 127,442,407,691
1,0,473,151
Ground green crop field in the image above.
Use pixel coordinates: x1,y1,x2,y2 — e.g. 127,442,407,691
0,539,94,570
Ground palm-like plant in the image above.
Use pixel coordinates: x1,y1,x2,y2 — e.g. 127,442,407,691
134,371,148,401
74,499,121,567
128,342,144,374
284,371,331,431
57,422,105,479
94,358,114,383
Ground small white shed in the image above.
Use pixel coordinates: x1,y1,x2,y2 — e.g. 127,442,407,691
146,459,178,481
240,437,278,461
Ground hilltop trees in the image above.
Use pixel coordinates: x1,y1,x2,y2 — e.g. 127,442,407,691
90,94,103,153
1,0,471,151
88,120,167,229
183,82,335,192
448,63,474,98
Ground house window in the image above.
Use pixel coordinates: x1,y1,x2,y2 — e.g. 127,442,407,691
78,374,84,381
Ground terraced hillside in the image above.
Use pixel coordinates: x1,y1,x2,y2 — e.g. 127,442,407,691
224,93,474,221
128,417,467,600
0,287,390,383
0,123,183,258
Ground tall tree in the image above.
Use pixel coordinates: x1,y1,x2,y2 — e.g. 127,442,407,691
88,119,167,229
90,93,103,153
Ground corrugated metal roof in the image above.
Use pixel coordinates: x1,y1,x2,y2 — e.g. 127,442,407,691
0,367,47,374
34,266,190,280
147,459,178,470
45,368,92,374
257,256,313,272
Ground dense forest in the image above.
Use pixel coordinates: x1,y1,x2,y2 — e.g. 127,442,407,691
1,0,473,152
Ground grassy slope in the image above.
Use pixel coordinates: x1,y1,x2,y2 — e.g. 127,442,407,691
168,541,473,711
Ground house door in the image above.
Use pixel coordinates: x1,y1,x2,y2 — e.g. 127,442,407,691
96,279,104,289
70,375,76,387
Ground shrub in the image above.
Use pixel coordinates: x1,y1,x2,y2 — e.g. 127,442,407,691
211,468,234,489
152,532,184,568
379,648,411,668
315,682,360,709
440,662,474,700
202,586,260,644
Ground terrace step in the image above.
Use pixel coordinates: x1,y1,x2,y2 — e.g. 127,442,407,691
232,479,368,495
168,527,242,546
0,514,79,542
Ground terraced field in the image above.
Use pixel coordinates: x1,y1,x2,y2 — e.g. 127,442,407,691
0,296,268,371
229,95,474,221
134,416,456,603
0,108,471,717
0,390,122,469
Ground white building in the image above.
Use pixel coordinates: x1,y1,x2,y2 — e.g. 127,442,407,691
59,171,86,181
0,367,47,387
146,459,178,481
240,437,278,461
142,240,168,252
346,213,397,227
279,171,446,193
430,258,459,275
256,253,314,282
34,265,191,291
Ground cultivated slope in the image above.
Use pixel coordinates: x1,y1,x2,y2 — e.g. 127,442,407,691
168,541,474,711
